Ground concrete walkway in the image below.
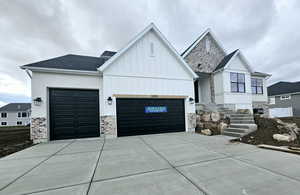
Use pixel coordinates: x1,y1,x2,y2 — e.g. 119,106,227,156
1,133,300,195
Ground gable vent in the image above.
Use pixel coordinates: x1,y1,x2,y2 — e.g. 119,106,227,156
150,42,155,57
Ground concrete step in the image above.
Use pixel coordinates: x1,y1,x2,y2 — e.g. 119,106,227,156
224,128,247,133
222,131,243,137
230,114,253,117
230,120,255,124
230,117,254,120
229,124,250,129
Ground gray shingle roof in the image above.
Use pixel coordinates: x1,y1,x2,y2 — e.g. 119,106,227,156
214,49,238,71
268,81,300,96
251,71,271,77
0,103,31,112
21,51,116,71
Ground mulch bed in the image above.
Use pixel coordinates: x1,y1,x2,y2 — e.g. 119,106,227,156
236,117,300,147
0,141,33,158
0,126,33,158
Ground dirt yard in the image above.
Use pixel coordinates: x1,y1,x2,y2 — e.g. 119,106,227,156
238,117,300,147
0,126,33,158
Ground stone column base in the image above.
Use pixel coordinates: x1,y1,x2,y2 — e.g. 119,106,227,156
31,117,47,143
100,115,117,138
187,113,196,132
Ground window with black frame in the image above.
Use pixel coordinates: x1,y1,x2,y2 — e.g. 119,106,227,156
251,78,263,94
230,72,245,93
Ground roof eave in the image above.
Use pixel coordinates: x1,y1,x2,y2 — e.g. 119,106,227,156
21,66,101,76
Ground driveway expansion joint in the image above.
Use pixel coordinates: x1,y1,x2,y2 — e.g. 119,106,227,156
86,137,106,195
139,136,210,195
0,140,76,192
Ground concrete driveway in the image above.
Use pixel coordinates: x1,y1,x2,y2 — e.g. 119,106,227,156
1,133,300,195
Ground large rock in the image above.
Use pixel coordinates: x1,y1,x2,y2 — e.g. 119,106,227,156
211,112,221,122
273,134,296,142
201,112,211,122
201,129,212,136
219,122,228,133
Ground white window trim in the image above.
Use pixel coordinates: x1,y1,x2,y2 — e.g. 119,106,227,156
280,95,291,100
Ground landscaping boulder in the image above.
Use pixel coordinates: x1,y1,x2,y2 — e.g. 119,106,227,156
201,112,211,122
211,112,220,122
201,129,212,136
219,122,228,133
273,134,296,142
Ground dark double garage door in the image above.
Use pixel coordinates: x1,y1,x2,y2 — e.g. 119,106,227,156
50,89,185,140
116,98,185,136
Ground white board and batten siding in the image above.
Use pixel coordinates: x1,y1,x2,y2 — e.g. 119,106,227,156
102,30,195,122
269,107,293,118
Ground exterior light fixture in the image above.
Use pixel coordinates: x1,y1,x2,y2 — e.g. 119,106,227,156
33,97,42,106
107,97,113,105
189,97,194,104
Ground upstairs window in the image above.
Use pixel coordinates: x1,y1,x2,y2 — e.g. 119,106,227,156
230,72,245,93
18,112,21,117
22,112,27,117
1,113,7,118
251,78,263,94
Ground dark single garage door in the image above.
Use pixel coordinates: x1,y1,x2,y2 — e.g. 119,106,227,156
49,89,100,140
116,98,185,136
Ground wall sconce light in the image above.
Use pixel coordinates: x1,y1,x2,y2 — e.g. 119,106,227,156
33,97,42,106
189,97,194,104
107,97,113,105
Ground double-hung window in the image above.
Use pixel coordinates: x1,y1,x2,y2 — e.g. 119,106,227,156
1,113,7,118
230,72,245,93
251,78,263,94
22,112,27,117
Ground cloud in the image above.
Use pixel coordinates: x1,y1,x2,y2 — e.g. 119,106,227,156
0,73,30,97
0,0,299,103
0,101,7,107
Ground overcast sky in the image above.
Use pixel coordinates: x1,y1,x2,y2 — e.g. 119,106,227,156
0,0,300,107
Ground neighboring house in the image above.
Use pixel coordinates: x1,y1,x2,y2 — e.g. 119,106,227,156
0,103,31,126
268,81,300,117
182,29,271,115
21,23,198,143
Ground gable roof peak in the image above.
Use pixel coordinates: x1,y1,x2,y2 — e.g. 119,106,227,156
98,23,198,79
182,28,227,58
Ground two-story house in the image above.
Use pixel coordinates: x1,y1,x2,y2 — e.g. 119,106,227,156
0,103,31,126
268,81,300,117
182,29,271,115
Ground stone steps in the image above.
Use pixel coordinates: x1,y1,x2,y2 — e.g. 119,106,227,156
230,120,255,124
225,128,247,133
222,131,242,137
222,112,256,138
